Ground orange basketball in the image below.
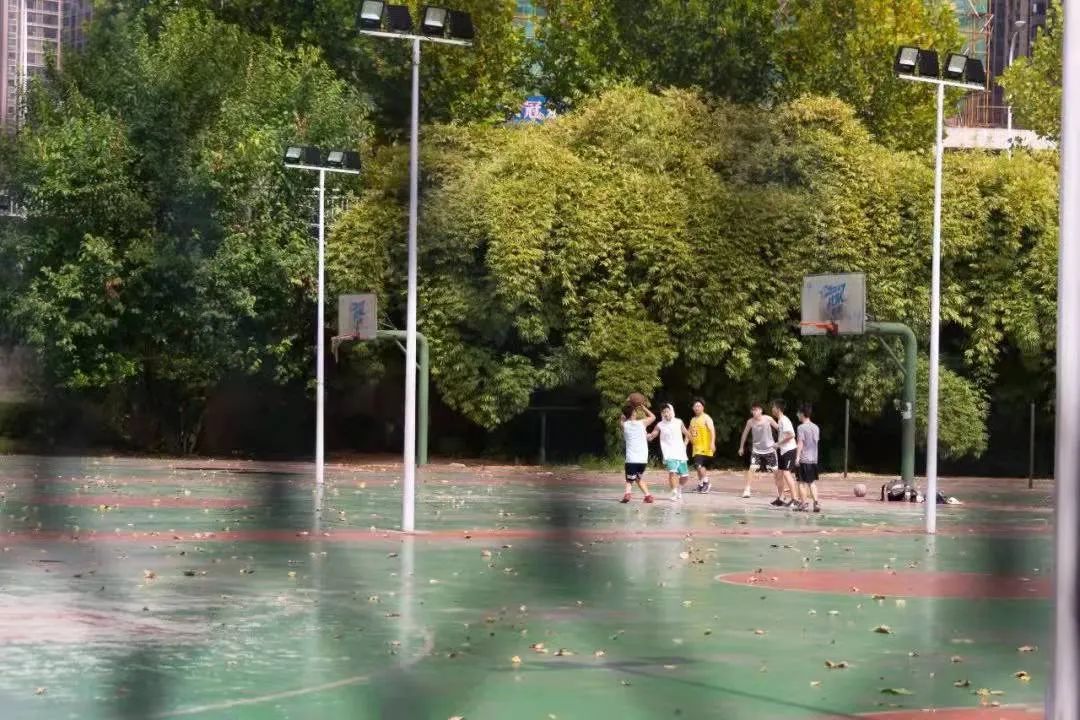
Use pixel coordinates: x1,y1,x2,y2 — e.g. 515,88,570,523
853,483,868,498
627,392,647,408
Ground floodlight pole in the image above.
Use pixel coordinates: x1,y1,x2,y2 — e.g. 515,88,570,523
284,160,361,488
402,35,421,533
1052,0,1080,712
925,81,945,535
896,71,982,534
359,26,472,534
316,168,327,486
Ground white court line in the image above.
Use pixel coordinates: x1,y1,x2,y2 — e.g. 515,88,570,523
155,631,434,718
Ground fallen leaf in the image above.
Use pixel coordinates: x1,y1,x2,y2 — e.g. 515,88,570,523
954,679,971,688
663,664,677,670
1018,645,1038,653
511,656,522,665
951,655,964,663
554,648,574,657
678,552,690,560
530,643,546,651
753,629,766,635
873,625,893,634
872,594,886,600
34,687,46,696
594,650,606,657
908,651,920,658
1015,671,1031,682
810,681,821,687
880,688,913,696
825,660,849,669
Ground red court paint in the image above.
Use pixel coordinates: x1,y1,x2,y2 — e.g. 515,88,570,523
717,569,1051,599
29,494,249,509
849,708,1043,719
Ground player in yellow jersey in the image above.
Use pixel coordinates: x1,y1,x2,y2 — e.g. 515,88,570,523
688,398,716,493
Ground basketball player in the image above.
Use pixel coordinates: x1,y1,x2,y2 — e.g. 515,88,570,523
737,402,778,498
620,403,655,504
689,399,716,493
648,403,691,501
770,399,799,507
795,404,821,512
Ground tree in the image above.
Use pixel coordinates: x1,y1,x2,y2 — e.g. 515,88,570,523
999,0,1063,141
333,87,1058,457
774,0,961,149
182,0,532,130
2,7,371,450
534,0,778,107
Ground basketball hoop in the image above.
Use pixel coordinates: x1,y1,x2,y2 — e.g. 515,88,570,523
800,321,840,337
331,334,359,362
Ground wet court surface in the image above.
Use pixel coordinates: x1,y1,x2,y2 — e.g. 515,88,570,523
0,456,1053,719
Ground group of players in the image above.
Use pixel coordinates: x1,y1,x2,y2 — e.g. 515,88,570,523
619,397,823,512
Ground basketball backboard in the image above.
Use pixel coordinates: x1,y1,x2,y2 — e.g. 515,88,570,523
337,293,377,339
801,273,866,335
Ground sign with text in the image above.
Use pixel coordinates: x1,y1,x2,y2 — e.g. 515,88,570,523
338,294,377,339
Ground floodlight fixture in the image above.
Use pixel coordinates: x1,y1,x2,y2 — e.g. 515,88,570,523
894,46,920,75
943,52,968,80
421,6,449,36
963,57,986,85
284,145,321,167
359,1,385,29
387,4,413,31
448,10,475,40
325,149,362,172
894,46,940,78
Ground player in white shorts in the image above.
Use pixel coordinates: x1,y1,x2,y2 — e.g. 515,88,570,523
648,403,691,501
737,402,778,498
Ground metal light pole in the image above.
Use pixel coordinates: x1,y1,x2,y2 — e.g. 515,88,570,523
359,4,473,533
895,50,984,534
284,147,361,487
1052,0,1079,713
316,169,326,486
1006,20,1028,140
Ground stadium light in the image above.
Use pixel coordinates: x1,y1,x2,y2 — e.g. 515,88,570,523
283,146,361,487
358,6,473,534
893,47,984,535
359,1,385,29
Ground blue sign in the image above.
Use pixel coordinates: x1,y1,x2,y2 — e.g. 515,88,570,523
510,95,556,124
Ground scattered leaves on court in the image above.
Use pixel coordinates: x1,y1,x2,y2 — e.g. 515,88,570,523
872,625,893,634
954,680,971,688
510,656,522,665
1015,671,1031,682
1018,645,1037,653
880,688,912,696
824,660,849,669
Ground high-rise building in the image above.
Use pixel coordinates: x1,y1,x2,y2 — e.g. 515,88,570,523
62,0,91,52
513,0,544,40
951,0,1047,128
1,0,63,129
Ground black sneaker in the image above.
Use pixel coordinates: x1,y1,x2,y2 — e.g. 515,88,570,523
698,480,711,494
794,502,808,512
770,498,784,507
813,502,821,513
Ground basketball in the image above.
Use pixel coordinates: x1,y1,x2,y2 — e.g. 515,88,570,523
853,483,868,498
627,392,647,408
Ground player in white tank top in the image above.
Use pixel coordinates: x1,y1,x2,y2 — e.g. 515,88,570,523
648,404,691,501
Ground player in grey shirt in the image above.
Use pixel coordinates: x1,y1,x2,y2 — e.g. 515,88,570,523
795,404,822,512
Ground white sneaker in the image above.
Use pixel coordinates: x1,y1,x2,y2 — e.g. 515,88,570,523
671,490,681,501
741,489,752,498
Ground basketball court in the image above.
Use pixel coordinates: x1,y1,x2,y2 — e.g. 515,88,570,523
0,455,1051,719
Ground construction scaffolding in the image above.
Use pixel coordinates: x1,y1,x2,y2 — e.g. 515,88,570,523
951,0,999,127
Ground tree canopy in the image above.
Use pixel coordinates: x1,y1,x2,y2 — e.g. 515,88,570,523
0,7,370,449
332,87,1057,457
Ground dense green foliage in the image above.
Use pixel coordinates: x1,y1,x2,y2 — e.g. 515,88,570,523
334,88,1057,457
0,8,369,450
1000,0,1063,141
